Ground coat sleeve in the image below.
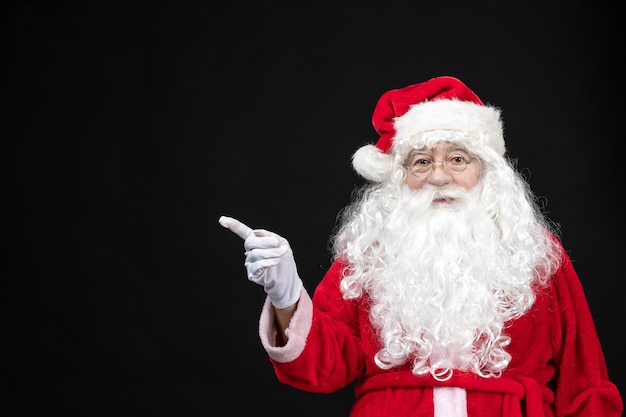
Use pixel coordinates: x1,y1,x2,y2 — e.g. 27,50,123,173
552,247,623,416
258,260,366,393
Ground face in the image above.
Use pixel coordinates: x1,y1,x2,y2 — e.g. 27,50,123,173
404,141,481,192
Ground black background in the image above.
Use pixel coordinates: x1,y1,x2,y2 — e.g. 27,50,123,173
3,2,623,416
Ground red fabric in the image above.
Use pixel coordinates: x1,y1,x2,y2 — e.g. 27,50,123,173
372,76,483,153
268,240,623,416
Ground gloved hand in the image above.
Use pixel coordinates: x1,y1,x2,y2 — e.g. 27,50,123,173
218,215,303,309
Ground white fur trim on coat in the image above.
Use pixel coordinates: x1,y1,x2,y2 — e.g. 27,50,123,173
259,287,312,363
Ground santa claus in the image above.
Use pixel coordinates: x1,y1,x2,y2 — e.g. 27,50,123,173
219,76,622,416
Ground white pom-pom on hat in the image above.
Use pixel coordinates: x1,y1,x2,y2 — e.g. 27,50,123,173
352,144,394,183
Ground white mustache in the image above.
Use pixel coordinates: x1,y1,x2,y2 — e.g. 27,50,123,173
398,185,472,214
420,185,470,202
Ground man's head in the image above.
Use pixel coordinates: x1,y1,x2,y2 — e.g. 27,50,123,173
352,76,505,186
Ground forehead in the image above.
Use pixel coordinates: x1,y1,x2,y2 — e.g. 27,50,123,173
410,141,471,154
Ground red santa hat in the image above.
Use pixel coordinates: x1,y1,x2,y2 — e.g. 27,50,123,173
353,76,505,182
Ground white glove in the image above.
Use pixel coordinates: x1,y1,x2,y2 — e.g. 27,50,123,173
218,216,303,309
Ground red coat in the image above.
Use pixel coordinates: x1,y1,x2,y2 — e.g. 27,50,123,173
258,243,623,417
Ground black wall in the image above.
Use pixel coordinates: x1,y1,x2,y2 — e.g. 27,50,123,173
3,2,622,416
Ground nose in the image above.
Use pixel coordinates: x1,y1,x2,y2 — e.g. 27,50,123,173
426,161,452,185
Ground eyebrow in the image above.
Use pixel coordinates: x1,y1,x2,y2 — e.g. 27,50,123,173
410,145,470,155
444,144,470,153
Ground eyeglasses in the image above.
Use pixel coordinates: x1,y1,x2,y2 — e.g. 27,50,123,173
405,153,473,178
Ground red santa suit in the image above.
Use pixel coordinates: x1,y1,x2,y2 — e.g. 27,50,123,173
258,240,623,417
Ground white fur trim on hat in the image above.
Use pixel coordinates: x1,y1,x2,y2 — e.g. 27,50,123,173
393,99,504,156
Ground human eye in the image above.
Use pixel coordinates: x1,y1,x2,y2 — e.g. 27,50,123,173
447,154,468,166
411,154,433,167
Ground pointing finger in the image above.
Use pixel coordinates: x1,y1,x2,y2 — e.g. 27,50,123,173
218,215,253,240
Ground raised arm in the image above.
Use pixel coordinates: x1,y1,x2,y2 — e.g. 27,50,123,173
218,216,302,344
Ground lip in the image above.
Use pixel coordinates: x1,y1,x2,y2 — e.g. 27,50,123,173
432,197,453,205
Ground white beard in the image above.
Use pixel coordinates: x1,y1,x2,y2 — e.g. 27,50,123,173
364,183,531,378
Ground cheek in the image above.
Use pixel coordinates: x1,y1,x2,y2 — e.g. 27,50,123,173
406,175,426,190
456,172,481,190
